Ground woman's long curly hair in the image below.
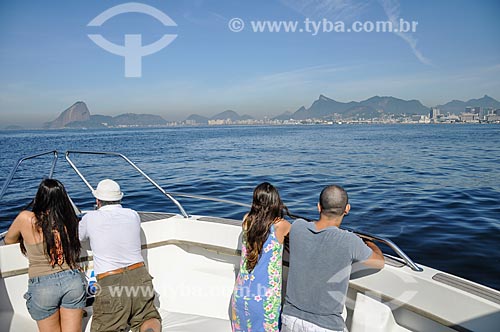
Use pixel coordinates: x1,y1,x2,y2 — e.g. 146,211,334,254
21,179,81,269
243,182,288,272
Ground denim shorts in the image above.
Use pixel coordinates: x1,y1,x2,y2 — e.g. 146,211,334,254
24,269,87,321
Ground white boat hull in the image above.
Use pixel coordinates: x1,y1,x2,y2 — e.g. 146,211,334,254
1,212,499,332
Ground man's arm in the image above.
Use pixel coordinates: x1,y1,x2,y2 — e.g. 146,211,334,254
362,240,385,269
78,215,88,241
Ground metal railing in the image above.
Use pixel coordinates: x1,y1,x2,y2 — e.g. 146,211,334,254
0,150,58,201
343,227,423,272
1,150,423,272
65,151,189,218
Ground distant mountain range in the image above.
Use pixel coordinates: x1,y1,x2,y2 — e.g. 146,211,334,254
41,95,500,129
273,95,428,120
436,95,500,114
44,102,167,128
66,113,167,128
187,95,500,122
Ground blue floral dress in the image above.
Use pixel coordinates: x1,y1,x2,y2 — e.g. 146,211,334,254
231,225,283,332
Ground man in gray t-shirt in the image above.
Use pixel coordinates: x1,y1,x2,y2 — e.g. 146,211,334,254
282,185,384,332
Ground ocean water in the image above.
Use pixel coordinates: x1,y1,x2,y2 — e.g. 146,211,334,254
0,124,499,290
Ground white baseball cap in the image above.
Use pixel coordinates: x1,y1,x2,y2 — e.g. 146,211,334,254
92,179,124,201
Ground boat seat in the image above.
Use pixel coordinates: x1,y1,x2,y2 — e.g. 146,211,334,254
83,308,231,332
0,312,37,331
350,293,410,332
160,309,231,331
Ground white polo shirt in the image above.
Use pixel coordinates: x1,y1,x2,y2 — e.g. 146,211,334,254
79,204,144,275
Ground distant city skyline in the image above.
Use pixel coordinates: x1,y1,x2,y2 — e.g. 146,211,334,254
42,94,500,128
1,0,499,127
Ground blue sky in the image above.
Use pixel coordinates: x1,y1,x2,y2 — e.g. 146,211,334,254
1,0,499,126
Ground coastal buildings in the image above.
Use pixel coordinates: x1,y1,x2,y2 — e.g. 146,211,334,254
460,113,480,123
182,106,500,126
430,107,441,122
194,106,499,126
486,109,500,123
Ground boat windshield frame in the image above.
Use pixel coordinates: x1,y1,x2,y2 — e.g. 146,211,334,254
0,150,423,272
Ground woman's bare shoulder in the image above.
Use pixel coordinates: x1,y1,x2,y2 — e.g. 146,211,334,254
5,210,37,244
274,217,291,230
16,210,37,227
16,210,33,220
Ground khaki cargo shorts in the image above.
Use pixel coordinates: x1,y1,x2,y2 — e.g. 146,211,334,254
91,266,161,332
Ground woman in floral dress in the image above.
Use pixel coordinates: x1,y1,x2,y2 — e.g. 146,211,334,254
231,182,291,332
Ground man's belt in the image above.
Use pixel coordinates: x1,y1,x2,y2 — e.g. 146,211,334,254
96,262,145,280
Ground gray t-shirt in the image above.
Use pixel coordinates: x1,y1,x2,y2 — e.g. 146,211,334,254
283,219,372,330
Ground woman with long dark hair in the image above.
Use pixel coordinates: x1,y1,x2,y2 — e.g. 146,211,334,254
231,182,291,332
5,179,85,332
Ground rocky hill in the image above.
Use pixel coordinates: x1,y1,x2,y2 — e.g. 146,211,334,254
45,102,168,128
112,113,167,126
186,114,209,124
44,101,90,128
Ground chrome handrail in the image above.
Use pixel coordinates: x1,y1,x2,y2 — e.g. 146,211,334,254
277,213,423,272
343,226,423,272
0,150,58,201
64,151,189,218
169,192,251,208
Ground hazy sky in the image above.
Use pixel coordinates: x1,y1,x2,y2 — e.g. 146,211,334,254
1,0,499,126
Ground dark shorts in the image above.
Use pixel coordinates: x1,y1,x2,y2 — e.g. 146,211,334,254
24,269,86,321
91,266,161,332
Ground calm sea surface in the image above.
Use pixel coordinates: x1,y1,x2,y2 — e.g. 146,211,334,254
0,124,499,290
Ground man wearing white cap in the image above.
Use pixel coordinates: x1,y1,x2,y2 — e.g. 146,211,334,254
79,179,161,332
